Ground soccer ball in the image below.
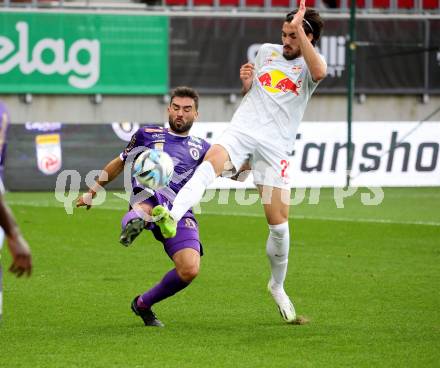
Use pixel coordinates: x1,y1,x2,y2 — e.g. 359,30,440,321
132,149,174,190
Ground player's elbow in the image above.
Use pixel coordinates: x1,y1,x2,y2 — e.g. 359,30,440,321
311,68,327,82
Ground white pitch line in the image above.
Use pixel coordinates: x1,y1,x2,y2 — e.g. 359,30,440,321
7,200,440,227
198,211,440,227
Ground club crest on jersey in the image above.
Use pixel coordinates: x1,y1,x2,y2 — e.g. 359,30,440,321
189,147,200,160
258,70,302,96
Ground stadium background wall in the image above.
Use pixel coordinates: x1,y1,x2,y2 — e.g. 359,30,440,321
0,12,439,124
5,122,440,191
0,12,438,95
170,17,440,95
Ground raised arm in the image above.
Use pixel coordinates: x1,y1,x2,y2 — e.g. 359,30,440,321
0,194,32,277
76,156,124,210
287,0,327,82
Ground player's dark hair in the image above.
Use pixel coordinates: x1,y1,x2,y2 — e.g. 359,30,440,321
170,86,199,110
285,9,324,46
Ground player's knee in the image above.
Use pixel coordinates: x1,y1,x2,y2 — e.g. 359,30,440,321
177,263,199,283
269,221,289,240
205,145,230,176
266,211,289,227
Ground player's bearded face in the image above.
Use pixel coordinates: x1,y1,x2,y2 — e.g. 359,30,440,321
281,22,302,60
282,45,301,60
168,97,198,134
169,115,194,134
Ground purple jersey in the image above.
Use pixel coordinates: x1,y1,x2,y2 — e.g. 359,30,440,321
0,102,10,183
120,126,210,198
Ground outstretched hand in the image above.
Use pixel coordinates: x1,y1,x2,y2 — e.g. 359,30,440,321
290,0,306,29
8,234,32,277
240,62,255,93
76,192,94,210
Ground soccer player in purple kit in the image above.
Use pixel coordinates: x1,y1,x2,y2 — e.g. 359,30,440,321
76,87,210,327
0,101,33,321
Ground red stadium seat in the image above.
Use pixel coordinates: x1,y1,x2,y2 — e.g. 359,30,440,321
423,0,438,8
194,0,214,4
166,0,187,5
163,0,438,8
272,0,316,6
220,0,240,5
246,0,265,6
271,0,290,6
373,0,390,8
340,0,366,7
397,0,414,8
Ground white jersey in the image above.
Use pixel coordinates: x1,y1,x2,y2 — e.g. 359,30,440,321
230,43,325,150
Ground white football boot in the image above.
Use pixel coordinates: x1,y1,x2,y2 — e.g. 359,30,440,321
267,280,296,323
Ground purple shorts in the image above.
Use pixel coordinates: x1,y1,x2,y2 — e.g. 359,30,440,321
151,216,202,259
131,188,203,259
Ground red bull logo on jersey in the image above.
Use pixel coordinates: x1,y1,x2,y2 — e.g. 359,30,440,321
258,70,302,96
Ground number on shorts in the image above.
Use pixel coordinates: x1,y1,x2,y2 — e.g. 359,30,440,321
280,159,290,179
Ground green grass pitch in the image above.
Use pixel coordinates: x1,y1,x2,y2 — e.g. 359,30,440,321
1,188,439,367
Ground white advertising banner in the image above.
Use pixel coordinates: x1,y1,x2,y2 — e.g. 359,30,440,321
190,122,440,188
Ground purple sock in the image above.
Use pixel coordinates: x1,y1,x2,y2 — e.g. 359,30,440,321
122,209,154,231
121,209,140,229
138,269,189,309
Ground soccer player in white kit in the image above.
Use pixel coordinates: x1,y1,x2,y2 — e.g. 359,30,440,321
153,0,327,324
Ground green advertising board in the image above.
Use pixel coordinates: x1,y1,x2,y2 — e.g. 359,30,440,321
0,12,168,94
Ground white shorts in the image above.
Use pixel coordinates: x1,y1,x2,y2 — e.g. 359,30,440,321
215,127,291,189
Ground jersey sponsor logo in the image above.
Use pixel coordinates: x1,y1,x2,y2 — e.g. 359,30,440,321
258,70,302,96
189,147,200,160
151,133,165,139
144,128,164,133
190,136,202,144
188,140,203,150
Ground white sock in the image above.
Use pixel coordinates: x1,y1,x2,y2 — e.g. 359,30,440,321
266,222,290,291
170,161,216,222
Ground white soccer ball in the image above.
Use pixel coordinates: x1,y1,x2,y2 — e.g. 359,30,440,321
132,149,174,190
